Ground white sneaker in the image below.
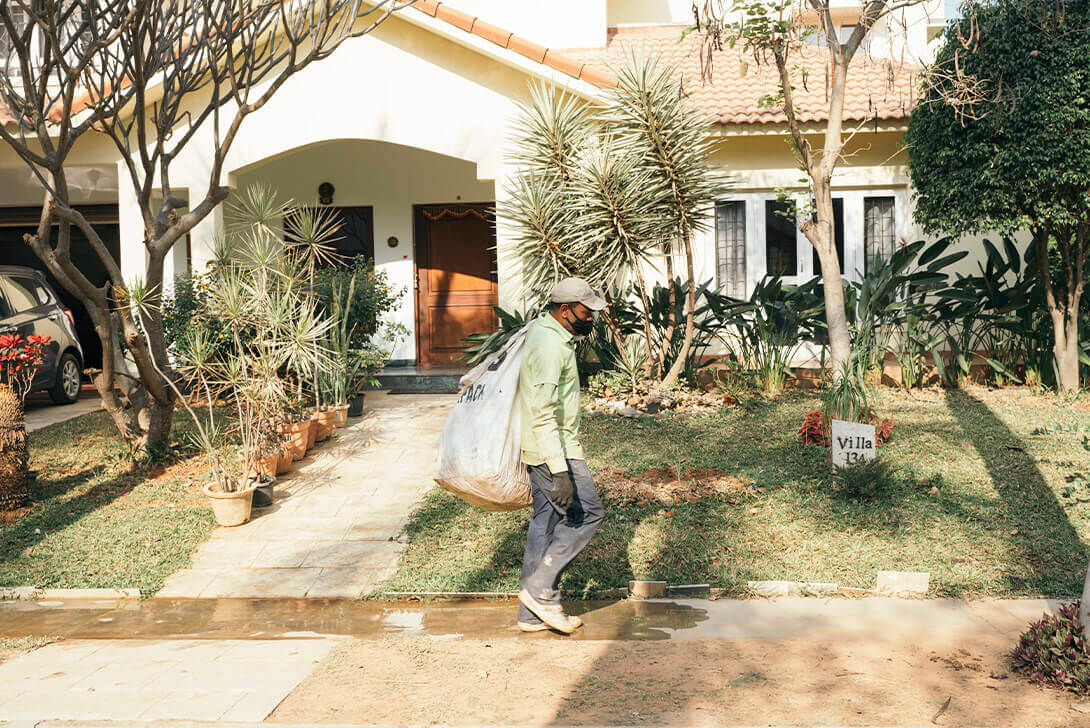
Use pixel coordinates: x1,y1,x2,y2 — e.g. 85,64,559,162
517,621,551,633
518,589,582,634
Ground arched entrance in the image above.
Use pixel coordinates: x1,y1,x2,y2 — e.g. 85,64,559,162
232,139,498,365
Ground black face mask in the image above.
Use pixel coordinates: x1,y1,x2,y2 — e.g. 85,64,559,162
566,309,594,336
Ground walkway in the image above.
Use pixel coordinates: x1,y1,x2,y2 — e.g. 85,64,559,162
0,597,1079,726
156,392,454,599
24,389,102,432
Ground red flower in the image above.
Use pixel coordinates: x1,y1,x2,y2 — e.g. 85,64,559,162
0,334,20,349
26,335,50,345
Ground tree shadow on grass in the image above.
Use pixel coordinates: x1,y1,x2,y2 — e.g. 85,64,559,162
944,389,1087,595
0,467,143,568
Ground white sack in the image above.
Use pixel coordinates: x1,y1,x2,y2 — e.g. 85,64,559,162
434,326,532,511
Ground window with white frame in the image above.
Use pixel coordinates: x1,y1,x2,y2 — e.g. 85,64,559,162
713,189,905,293
765,198,797,278
715,200,746,298
864,196,897,273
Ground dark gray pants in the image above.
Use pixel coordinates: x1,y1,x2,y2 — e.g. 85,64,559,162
518,459,605,624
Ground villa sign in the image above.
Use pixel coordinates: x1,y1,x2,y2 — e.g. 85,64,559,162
830,420,876,468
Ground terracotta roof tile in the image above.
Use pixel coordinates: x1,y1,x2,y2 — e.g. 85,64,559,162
409,1,916,125
433,3,475,33
565,25,917,125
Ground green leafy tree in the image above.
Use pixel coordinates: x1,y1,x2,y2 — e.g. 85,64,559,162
907,0,1090,393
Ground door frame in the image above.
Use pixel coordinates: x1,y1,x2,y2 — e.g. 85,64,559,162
411,202,496,366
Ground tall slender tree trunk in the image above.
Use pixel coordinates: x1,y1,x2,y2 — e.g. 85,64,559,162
805,182,852,377
662,231,698,388
1050,301,1082,393
1036,227,1084,393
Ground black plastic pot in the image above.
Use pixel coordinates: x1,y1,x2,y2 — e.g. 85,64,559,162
245,475,275,508
348,393,365,418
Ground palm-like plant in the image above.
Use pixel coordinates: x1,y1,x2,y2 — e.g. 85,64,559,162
501,55,723,387
172,187,335,492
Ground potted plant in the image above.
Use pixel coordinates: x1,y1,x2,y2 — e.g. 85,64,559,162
167,185,336,526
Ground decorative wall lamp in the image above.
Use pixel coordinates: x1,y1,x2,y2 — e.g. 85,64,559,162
318,182,335,206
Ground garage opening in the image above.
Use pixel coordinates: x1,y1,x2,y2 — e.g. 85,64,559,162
0,205,120,369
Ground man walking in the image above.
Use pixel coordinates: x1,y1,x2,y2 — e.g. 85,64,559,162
517,277,607,634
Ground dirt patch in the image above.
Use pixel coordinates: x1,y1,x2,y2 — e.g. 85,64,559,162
272,634,1090,727
595,466,758,506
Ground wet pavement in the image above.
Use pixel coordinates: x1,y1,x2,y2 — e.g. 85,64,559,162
0,596,1065,645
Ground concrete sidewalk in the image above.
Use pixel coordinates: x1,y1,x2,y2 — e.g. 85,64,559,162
0,597,1073,724
156,392,454,599
23,391,102,432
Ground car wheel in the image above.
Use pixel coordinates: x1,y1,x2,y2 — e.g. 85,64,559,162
49,353,82,405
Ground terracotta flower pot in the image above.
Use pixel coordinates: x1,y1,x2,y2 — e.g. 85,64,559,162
305,417,318,451
241,450,278,479
276,448,293,475
280,422,308,460
330,405,349,428
203,481,256,527
315,409,337,441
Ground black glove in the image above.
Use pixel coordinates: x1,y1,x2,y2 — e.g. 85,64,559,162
543,470,575,512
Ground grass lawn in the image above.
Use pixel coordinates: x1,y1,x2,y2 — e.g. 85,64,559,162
0,410,216,594
384,386,1090,598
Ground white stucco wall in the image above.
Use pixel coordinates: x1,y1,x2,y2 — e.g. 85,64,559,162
607,0,695,26
234,139,495,362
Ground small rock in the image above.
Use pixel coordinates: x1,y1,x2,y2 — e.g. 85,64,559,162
928,486,939,495
620,406,639,418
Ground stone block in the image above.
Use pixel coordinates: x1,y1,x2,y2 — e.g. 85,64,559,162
628,580,667,599
747,580,838,597
876,570,930,595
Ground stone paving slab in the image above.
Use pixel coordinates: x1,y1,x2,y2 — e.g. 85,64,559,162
156,393,454,599
0,639,337,722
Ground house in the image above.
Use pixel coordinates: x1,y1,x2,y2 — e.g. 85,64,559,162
0,0,962,369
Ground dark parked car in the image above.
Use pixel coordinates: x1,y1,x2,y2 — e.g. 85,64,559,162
0,266,83,404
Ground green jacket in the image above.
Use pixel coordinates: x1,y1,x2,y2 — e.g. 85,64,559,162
518,312,584,473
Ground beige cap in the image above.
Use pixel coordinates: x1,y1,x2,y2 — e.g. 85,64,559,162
549,277,607,311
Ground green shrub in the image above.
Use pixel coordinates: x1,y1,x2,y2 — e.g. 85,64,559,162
829,458,901,500
586,370,631,399
311,257,402,348
162,272,231,357
1011,602,1090,695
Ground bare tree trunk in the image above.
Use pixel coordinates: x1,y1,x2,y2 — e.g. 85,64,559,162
662,231,698,387
804,182,852,377
1036,227,1085,393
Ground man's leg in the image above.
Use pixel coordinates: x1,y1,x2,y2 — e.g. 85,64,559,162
518,464,561,626
521,459,605,605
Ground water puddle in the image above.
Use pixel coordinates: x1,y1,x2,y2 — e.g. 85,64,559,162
0,597,710,641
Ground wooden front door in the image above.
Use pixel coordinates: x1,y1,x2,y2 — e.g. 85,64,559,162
414,204,498,365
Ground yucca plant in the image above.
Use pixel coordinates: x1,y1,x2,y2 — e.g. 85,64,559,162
500,55,723,387
170,186,335,493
